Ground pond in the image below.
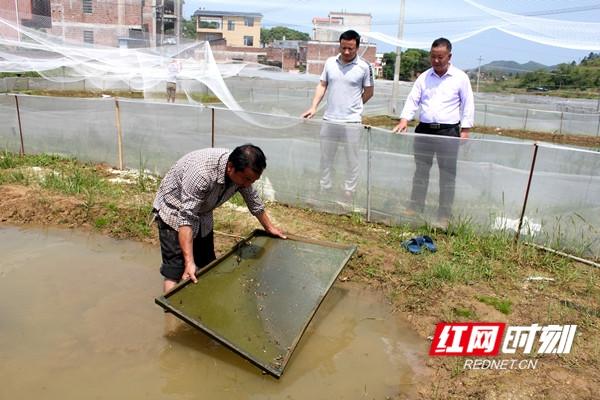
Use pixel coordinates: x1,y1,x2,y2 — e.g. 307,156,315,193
0,225,428,399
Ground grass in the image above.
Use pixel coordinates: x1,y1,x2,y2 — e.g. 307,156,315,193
17,89,145,98
228,192,245,207
452,307,477,319
0,151,158,240
189,93,222,104
477,295,512,315
7,88,222,104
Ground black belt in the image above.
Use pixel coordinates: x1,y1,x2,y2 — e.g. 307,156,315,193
419,122,460,130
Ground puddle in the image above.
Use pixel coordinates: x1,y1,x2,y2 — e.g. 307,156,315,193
0,225,429,399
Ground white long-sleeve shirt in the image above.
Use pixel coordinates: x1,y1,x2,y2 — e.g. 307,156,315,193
400,64,474,128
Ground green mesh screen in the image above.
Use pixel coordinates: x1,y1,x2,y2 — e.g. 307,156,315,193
155,230,356,378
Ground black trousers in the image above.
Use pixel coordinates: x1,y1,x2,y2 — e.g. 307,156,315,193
157,216,216,281
409,123,461,219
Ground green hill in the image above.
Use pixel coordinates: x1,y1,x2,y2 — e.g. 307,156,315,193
473,60,552,74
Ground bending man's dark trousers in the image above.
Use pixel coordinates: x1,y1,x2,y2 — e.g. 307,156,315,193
409,123,461,219
156,216,216,281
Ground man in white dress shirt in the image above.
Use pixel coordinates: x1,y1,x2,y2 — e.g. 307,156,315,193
393,37,474,226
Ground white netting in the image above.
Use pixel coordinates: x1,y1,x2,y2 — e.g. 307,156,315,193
320,0,600,51
1,95,598,258
0,9,311,125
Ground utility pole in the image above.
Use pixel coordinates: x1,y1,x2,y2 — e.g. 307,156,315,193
391,0,406,115
281,35,285,71
140,0,145,43
14,0,21,42
476,56,483,94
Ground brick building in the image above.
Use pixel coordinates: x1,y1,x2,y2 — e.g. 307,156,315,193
1,0,182,47
304,41,377,75
0,0,48,40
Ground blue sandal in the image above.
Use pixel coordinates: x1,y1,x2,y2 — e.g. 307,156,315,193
402,237,424,254
421,235,437,252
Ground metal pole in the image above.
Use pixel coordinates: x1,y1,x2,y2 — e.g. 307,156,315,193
596,113,600,137
515,143,538,243
140,0,144,41
14,95,25,156
483,104,487,127
366,125,372,222
524,108,528,130
114,99,124,169
559,111,564,134
14,0,21,42
211,107,215,147
524,243,600,269
476,56,482,94
390,0,406,115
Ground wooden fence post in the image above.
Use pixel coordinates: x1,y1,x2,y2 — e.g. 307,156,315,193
15,95,25,156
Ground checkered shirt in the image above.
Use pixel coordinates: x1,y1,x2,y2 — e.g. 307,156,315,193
152,148,265,238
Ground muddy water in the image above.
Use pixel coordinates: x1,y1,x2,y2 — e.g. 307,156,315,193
0,226,428,399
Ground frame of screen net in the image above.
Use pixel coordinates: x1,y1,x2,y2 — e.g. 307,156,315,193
154,229,356,378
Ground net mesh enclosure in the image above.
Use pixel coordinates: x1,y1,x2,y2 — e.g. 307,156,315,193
155,230,356,378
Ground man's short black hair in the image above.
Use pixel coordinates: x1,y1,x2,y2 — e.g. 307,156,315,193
339,30,361,47
431,37,452,52
228,144,267,174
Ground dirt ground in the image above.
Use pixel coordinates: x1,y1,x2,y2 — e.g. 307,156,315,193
1,180,599,399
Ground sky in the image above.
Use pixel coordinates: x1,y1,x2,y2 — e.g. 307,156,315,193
182,0,600,70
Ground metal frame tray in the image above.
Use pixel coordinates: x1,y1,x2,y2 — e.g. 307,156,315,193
155,229,356,378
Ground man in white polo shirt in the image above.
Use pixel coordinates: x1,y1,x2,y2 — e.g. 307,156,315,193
393,37,474,227
302,29,374,207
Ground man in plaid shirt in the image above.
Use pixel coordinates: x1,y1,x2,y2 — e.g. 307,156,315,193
153,144,286,292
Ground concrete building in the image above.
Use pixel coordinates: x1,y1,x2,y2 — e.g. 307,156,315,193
0,0,182,48
312,11,371,42
192,10,262,48
307,11,376,76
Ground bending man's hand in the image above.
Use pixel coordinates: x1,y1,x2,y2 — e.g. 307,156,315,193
178,225,198,283
182,262,198,283
256,211,287,239
265,225,286,239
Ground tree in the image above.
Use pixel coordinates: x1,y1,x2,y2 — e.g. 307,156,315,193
399,48,429,80
581,52,600,65
382,49,429,80
181,18,197,40
260,26,310,46
382,52,396,80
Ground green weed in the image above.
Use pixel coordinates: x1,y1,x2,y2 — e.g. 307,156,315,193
452,307,477,319
362,266,380,279
477,295,512,315
229,192,245,207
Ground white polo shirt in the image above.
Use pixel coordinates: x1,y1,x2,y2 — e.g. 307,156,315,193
320,54,374,123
